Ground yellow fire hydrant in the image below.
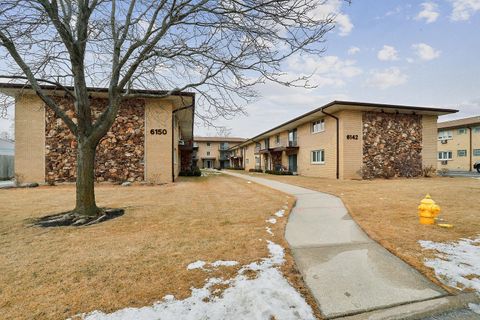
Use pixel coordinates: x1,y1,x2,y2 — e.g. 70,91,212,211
418,194,441,225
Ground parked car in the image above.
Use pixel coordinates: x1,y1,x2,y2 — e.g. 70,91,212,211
474,161,480,173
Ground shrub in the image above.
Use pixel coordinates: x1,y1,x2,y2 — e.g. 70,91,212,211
265,170,293,175
229,167,245,170
179,168,202,177
438,168,449,176
422,165,437,178
248,168,263,173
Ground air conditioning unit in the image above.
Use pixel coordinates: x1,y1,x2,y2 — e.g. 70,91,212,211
441,160,448,165
178,140,185,145
441,140,448,144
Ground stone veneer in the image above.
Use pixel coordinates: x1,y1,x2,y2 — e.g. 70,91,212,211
45,97,145,183
362,112,423,179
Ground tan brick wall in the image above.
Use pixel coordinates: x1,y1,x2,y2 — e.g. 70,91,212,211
145,99,174,184
296,116,337,178
243,142,256,170
437,125,480,171
15,94,45,183
195,140,241,169
421,115,439,170
338,110,363,179
196,141,220,168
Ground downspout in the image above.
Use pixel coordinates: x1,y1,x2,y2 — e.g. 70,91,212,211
469,127,473,171
321,108,340,179
171,101,195,182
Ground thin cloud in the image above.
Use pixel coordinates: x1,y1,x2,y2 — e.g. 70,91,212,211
416,2,440,23
366,67,408,89
347,46,360,55
377,45,399,61
449,0,480,21
412,43,441,61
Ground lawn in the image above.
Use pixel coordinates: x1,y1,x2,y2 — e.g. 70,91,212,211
233,171,480,293
0,174,318,319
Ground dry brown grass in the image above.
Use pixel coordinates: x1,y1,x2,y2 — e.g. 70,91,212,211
0,174,319,319
236,171,480,292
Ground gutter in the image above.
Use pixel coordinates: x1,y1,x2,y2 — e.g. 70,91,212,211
171,101,195,182
321,107,340,179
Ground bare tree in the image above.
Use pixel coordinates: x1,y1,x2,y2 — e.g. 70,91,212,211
0,0,341,220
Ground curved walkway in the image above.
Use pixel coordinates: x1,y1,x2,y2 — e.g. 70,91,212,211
223,171,447,319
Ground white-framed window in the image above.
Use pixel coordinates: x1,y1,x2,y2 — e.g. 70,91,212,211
474,127,480,133
207,151,210,156
311,150,325,164
207,142,211,147
474,149,480,156
438,151,452,160
311,119,325,133
457,150,467,157
275,134,280,144
438,130,453,140
458,128,467,135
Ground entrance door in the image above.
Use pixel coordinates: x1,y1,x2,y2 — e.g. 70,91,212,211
288,154,297,173
205,160,212,168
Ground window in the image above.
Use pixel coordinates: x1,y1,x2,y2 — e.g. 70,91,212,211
474,127,480,133
207,151,210,156
288,129,297,146
275,135,280,144
457,150,467,157
474,149,480,156
458,128,467,135
207,142,211,147
438,151,452,160
311,150,325,164
312,119,325,133
438,130,452,140
264,138,269,149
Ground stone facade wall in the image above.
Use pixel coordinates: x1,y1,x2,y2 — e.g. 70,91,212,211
45,97,145,183
362,112,423,179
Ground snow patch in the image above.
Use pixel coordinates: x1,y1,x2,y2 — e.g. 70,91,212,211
187,260,206,270
469,303,480,314
211,260,238,268
266,218,277,224
275,210,285,217
78,241,315,320
419,236,480,292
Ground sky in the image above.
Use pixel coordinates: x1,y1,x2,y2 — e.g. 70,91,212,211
1,0,479,139
196,0,480,137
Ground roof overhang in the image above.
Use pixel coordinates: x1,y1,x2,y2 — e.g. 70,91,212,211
0,82,195,141
232,100,458,146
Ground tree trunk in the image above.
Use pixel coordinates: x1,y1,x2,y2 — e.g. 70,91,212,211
74,140,100,217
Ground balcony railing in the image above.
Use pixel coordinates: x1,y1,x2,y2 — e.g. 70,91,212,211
218,144,230,151
270,137,299,149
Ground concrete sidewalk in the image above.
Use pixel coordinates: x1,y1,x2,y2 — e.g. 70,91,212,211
223,171,448,319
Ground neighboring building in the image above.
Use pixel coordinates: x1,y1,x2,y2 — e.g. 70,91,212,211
194,137,246,169
0,138,14,156
230,101,457,179
0,83,194,184
437,116,480,171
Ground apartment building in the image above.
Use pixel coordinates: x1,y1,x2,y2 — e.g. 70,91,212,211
0,83,195,184
437,116,480,171
230,101,457,179
193,137,246,169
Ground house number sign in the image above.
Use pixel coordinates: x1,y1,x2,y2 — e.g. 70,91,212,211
150,129,168,135
346,134,359,140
